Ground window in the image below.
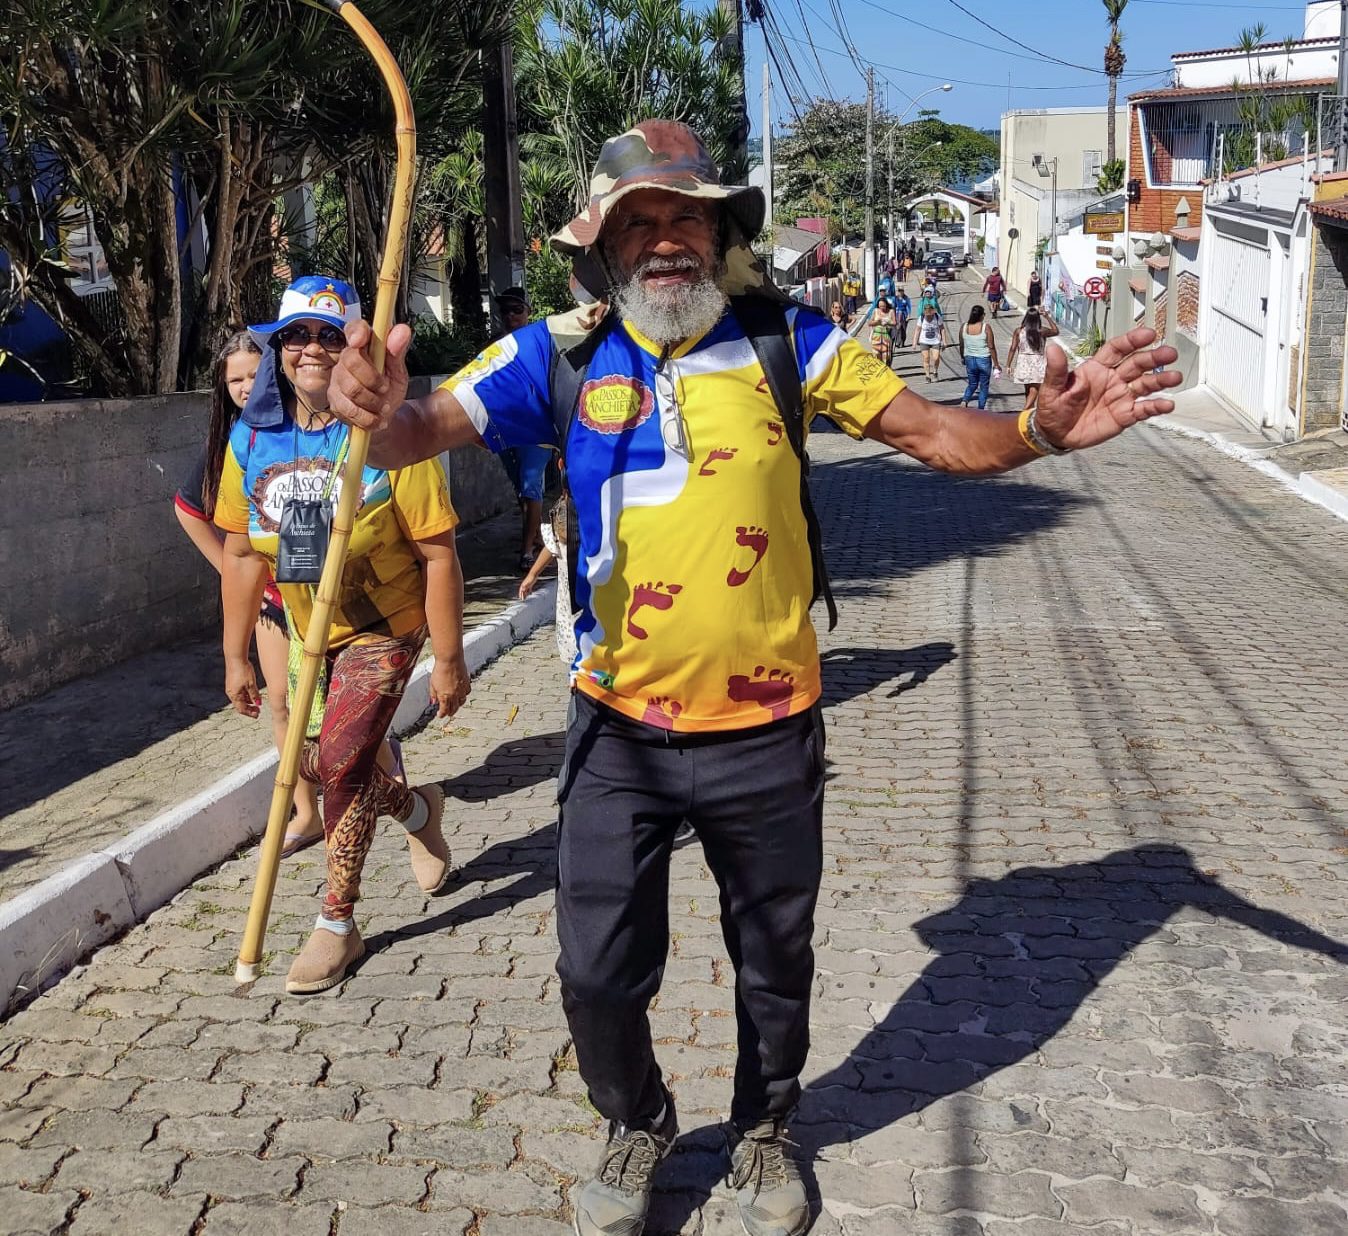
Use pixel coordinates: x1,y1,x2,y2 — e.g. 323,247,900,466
1082,150,1103,185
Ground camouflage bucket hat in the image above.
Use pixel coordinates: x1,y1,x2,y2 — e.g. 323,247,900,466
551,119,784,304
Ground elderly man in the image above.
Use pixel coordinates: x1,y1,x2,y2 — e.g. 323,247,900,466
330,121,1180,1236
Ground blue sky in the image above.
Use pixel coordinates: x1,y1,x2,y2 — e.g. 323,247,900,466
737,0,1317,133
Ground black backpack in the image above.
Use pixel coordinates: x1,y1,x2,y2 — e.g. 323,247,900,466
546,296,837,631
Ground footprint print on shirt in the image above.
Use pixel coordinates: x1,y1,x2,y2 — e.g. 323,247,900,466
726,666,795,721
626,581,682,640
698,447,738,476
726,526,769,587
642,696,683,729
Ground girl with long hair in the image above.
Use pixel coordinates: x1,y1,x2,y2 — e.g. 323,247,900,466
1006,309,1060,411
174,332,323,852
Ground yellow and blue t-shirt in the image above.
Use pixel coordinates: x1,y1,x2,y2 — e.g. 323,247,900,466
213,416,457,649
444,304,903,732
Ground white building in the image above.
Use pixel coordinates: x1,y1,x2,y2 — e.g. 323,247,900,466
998,106,1128,299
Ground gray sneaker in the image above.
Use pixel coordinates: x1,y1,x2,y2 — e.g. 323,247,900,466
573,1100,678,1235
726,1118,809,1236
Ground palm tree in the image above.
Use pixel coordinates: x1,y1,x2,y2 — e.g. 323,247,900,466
1104,0,1129,166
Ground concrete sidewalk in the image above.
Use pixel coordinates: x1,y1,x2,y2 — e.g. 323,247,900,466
0,509,531,904
1159,387,1348,524
0,509,557,1010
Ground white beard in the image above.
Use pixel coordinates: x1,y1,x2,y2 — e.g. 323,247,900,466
609,252,728,346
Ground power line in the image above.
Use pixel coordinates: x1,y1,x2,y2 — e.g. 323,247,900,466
941,0,1165,76
773,28,1172,94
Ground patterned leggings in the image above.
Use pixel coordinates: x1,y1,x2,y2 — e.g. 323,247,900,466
299,626,426,921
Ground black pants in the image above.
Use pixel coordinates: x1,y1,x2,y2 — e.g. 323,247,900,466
556,692,826,1127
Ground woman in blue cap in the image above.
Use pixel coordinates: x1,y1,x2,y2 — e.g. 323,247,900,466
214,275,471,994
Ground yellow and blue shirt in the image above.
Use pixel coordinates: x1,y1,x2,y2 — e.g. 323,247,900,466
213,372,457,649
445,304,903,732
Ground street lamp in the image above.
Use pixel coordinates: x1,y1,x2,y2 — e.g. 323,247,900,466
867,83,952,295
881,84,952,259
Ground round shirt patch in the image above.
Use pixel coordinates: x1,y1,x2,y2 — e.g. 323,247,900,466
579,376,654,435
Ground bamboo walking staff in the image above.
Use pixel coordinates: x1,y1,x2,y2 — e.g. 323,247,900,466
235,0,416,984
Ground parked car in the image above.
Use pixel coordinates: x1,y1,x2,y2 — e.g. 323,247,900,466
925,250,956,280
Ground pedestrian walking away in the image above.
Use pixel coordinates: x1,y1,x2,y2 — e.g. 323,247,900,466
1007,308,1061,411
215,275,471,995
959,304,1000,409
983,265,1007,317
1027,269,1043,310
893,287,912,347
330,119,1182,1236
174,332,324,855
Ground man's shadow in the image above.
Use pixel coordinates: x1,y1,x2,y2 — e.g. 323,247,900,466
650,844,1348,1234
820,643,956,708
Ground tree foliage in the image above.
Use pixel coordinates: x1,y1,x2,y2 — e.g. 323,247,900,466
0,0,510,396
772,100,996,243
1102,0,1128,164
514,0,749,210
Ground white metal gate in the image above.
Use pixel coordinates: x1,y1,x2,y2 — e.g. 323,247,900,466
1206,228,1269,420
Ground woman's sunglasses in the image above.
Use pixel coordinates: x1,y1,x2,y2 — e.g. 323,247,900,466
276,324,347,352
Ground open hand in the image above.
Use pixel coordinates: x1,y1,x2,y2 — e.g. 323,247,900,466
1034,326,1182,451
329,319,413,434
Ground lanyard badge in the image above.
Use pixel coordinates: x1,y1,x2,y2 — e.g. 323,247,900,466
275,427,349,584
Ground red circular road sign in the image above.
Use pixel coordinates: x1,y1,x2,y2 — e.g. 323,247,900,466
1083,276,1109,301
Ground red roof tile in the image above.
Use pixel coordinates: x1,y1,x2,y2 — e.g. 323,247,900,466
1172,36,1337,60
1310,195,1348,222
1130,77,1334,102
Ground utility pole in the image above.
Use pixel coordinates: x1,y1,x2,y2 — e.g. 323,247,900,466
763,59,773,249
1337,0,1348,172
481,42,526,335
1049,156,1059,258
887,130,895,261
719,0,750,177
864,66,875,300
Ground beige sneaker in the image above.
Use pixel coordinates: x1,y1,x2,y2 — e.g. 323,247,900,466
405,784,451,893
286,924,364,995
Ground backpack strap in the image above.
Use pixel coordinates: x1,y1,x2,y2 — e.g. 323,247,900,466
729,295,839,632
547,315,615,616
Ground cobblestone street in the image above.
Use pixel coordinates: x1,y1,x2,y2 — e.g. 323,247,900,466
2,420,1347,1235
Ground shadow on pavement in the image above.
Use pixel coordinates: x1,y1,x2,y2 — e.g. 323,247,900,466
650,844,1348,1234
820,642,957,707
812,455,1084,600
439,732,564,803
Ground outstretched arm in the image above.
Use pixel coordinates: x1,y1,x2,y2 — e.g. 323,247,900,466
863,325,1181,474
329,320,484,468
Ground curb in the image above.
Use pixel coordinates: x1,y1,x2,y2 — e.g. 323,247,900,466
0,585,556,1014
1153,419,1348,527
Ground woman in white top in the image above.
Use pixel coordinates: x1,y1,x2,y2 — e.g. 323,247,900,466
1006,309,1060,411
913,304,948,381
